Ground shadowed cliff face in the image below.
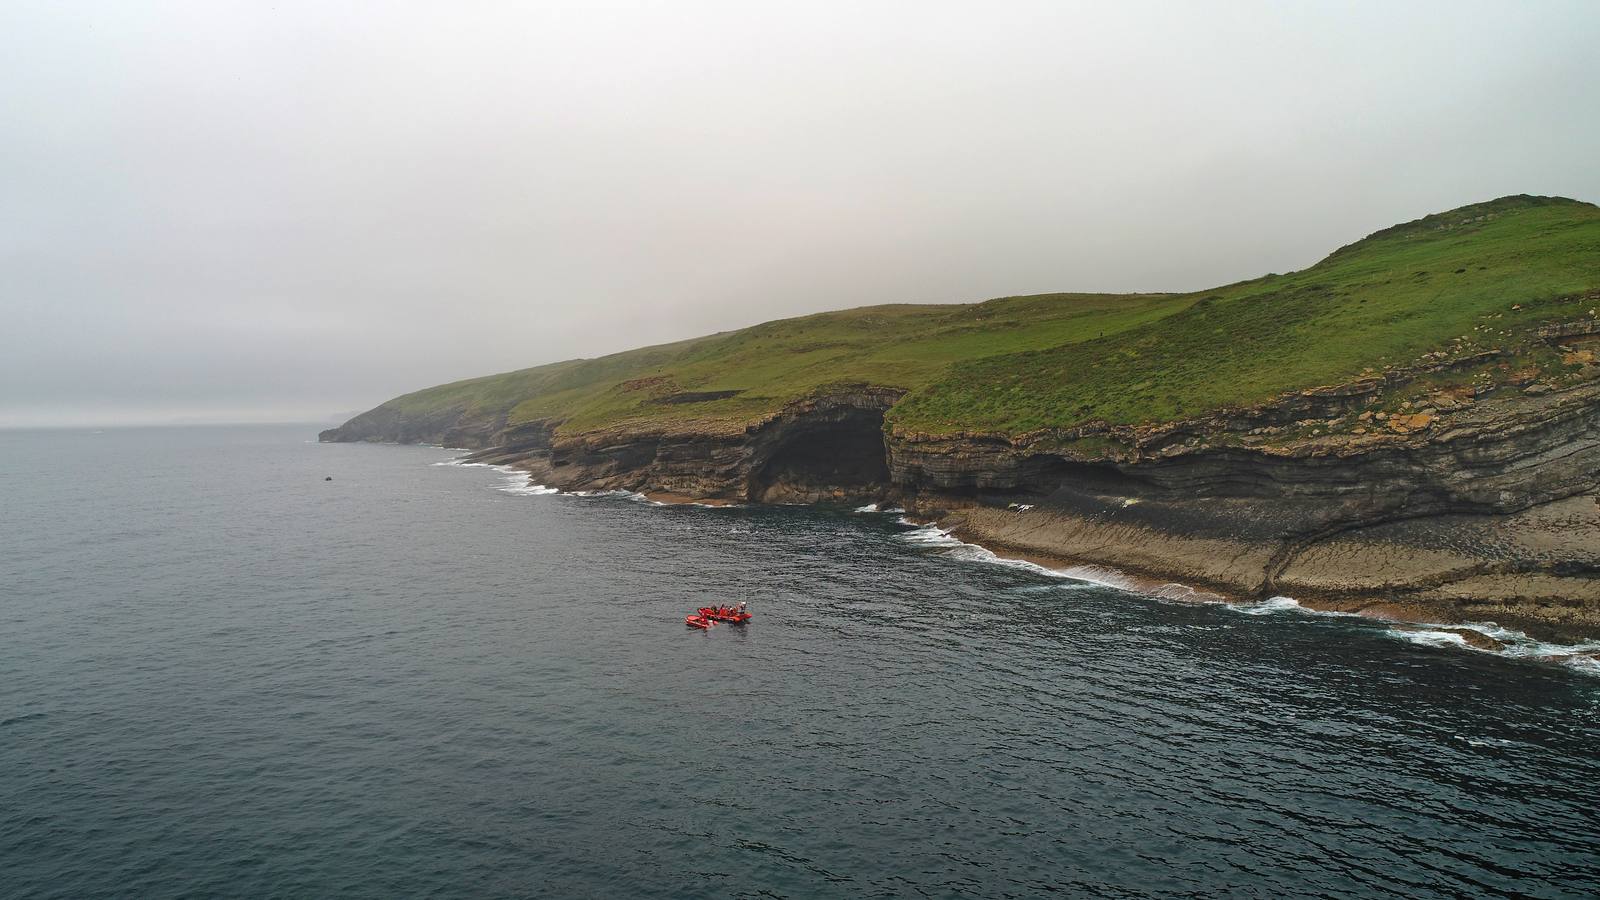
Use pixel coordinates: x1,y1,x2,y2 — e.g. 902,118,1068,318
748,404,891,504
443,387,904,505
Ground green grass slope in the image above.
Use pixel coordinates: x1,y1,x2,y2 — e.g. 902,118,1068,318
893,195,1600,433
371,292,1191,436
522,293,1190,433
354,195,1600,441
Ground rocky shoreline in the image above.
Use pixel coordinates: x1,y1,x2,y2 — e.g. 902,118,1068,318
324,325,1600,643
896,516,1573,653
931,499,1600,643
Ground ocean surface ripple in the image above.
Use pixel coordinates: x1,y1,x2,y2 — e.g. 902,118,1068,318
2,425,1597,898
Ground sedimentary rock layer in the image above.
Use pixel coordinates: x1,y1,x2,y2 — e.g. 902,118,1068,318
323,368,1600,636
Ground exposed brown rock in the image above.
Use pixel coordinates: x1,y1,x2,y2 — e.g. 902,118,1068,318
1386,412,1434,433
322,338,1600,639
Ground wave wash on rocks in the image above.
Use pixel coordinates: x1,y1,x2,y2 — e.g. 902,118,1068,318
322,196,1600,638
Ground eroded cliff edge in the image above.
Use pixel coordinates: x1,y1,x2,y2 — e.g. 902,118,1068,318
321,197,1600,639
324,333,1600,639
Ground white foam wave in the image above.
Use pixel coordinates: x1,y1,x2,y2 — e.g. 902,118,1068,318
571,489,662,505
1230,596,1305,616
894,524,1151,589
436,459,743,507
896,522,964,547
433,456,562,497
1560,655,1600,677
1224,596,1362,619
944,544,1073,580
851,502,907,514
1053,565,1144,593
1382,621,1600,676
896,518,1216,595
1387,628,1471,649
1147,582,1226,603
1214,595,1600,677
482,465,557,496
500,481,560,496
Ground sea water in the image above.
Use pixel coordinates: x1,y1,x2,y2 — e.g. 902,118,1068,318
2,425,1597,897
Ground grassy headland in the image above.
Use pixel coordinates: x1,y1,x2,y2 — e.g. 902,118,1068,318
894,195,1600,433
354,195,1600,441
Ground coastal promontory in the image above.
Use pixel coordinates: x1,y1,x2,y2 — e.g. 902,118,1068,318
324,195,1600,636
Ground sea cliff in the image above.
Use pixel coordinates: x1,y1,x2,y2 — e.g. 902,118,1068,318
323,195,1600,638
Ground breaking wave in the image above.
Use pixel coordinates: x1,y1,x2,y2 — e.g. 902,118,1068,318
568,489,657,504
892,520,1225,603
487,467,557,496
1229,595,1305,616
501,480,561,496
895,520,1600,678
893,521,1187,594
1385,622,1600,676
435,455,745,509
1223,596,1600,677
1224,596,1360,618
433,456,564,497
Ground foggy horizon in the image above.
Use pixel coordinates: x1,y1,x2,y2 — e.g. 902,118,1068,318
5,1,1599,428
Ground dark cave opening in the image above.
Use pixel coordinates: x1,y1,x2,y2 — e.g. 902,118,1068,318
1029,456,1156,496
748,407,891,502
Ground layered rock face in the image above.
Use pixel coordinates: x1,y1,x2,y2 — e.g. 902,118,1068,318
323,375,1600,635
456,386,905,504
893,380,1600,635
896,379,1600,542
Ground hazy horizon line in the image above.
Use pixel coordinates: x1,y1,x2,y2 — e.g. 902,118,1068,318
10,189,1600,431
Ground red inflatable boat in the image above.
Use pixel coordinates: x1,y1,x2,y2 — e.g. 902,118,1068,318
685,614,713,629
698,606,753,624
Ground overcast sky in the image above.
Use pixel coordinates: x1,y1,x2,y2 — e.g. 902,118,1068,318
3,1,1598,427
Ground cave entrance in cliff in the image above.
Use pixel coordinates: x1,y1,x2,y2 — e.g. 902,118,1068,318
748,407,891,503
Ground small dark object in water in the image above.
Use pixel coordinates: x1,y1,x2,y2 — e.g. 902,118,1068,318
325,476,333,481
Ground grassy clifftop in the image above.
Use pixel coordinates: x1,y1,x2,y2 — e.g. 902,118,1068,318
373,291,1192,436
344,195,1600,441
893,195,1600,433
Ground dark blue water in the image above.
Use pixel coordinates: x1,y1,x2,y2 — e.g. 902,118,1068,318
3,425,1598,898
